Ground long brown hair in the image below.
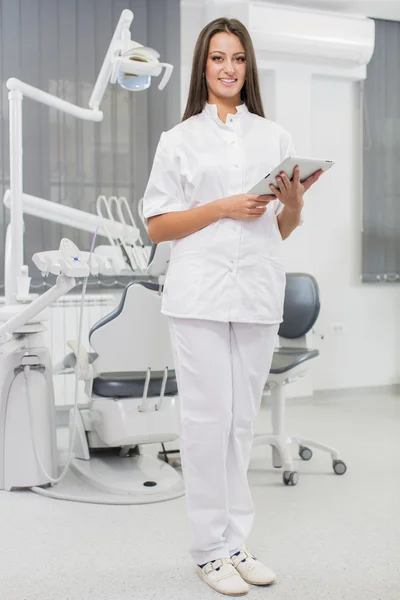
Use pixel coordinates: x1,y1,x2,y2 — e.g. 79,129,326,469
182,18,265,122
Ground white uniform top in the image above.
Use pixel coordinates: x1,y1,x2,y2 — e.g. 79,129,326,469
143,102,296,324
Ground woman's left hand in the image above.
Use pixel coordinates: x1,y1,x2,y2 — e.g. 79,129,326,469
268,166,324,212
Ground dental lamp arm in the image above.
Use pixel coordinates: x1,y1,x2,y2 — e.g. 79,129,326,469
6,78,103,122
5,71,103,301
89,9,134,110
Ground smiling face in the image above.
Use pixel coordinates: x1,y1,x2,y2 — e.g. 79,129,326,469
205,31,247,106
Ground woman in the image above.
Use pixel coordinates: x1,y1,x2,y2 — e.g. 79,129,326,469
143,17,322,597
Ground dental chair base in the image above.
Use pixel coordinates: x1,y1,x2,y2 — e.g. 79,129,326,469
68,391,184,503
60,277,185,503
72,448,184,503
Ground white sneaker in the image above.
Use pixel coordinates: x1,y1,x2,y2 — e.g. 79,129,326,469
230,549,276,586
197,557,250,596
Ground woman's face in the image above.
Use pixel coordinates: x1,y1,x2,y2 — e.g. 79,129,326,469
205,32,246,105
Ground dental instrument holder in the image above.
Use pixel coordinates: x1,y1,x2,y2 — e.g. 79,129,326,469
95,195,148,274
0,238,104,343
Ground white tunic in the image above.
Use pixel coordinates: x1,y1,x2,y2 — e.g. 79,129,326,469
142,103,295,324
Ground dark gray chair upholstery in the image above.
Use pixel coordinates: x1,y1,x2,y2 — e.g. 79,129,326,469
270,273,320,376
92,372,178,398
89,279,177,398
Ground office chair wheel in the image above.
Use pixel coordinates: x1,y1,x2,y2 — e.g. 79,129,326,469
283,471,299,486
299,446,313,461
333,460,347,475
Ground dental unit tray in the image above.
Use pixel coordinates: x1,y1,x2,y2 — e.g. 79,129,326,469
32,239,104,277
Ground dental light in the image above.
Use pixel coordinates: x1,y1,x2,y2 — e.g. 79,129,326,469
89,9,173,108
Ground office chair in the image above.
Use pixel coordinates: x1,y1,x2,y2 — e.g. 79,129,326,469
253,273,347,486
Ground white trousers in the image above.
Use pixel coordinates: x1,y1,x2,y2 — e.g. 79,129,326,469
168,318,279,565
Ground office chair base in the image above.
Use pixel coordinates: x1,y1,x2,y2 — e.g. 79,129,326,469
254,433,347,484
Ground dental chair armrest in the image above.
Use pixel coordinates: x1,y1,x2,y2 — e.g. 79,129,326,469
67,339,92,380
84,371,95,401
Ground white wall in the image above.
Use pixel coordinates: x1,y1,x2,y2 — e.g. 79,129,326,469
308,76,400,390
180,0,400,392
272,69,400,391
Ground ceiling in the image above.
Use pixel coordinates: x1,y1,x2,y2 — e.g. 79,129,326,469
273,0,400,21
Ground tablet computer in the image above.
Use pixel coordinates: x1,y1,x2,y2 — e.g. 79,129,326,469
248,156,335,195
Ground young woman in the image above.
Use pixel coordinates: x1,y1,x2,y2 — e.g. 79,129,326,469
143,17,322,597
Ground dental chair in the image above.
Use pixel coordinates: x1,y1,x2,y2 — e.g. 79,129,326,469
68,242,184,503
253,273,347,486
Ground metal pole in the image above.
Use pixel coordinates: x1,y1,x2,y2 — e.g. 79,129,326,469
7,90,24,304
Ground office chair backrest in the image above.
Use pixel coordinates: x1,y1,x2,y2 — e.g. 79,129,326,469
89,282,174,373
279,273,320,340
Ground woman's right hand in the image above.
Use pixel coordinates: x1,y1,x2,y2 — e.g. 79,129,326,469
216,194,274,220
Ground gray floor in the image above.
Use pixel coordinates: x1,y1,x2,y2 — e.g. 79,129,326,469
0,388,399,600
